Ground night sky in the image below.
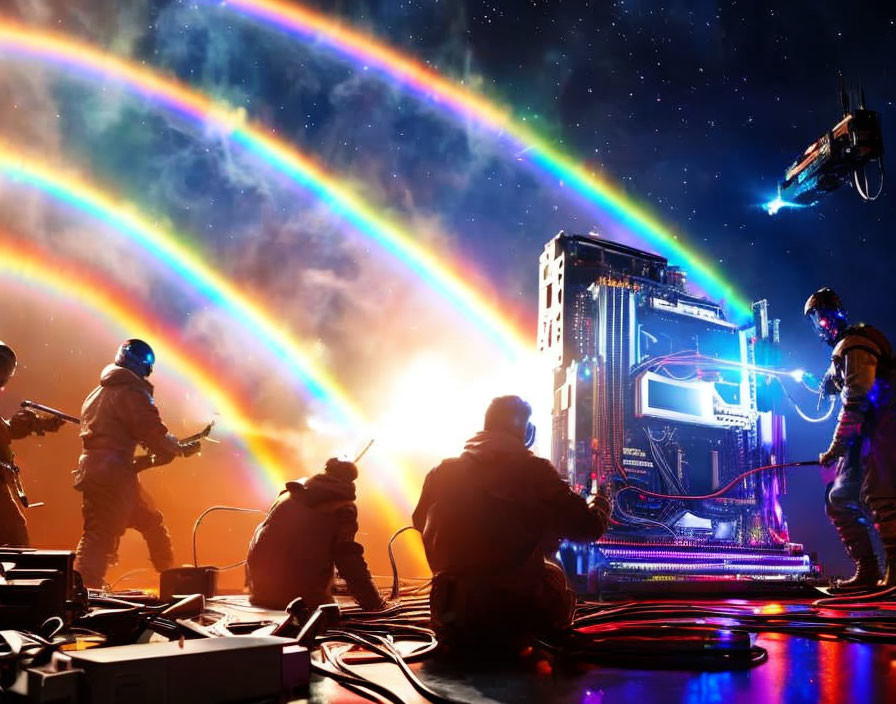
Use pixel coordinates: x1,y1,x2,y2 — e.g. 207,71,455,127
1,0,894,579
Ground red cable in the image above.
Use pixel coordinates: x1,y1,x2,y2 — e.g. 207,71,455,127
616,460,819,501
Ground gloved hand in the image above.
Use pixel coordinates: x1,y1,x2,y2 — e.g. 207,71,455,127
37,415,67,433
819,445,845,468
8,408,41,437
821,369,841,397
180,440,202,458
588,491,612,518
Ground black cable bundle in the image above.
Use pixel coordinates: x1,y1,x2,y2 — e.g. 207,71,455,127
311,598,457,704
566,594,896,645
317,519,896,702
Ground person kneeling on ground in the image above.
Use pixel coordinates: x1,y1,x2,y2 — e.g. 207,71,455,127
246,457,386,611
413,395,611,648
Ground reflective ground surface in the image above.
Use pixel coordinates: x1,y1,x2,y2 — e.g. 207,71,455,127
206,595,896,704
305,632,895,704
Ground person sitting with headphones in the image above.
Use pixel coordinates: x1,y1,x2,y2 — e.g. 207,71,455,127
412,395,611,648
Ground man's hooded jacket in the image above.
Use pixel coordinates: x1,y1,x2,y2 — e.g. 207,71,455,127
75,364,181,487
413,430,610,587
247,469,383,611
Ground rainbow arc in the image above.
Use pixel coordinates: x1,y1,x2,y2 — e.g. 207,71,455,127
0,145,360,425
210,0,753,319
0,22,533,359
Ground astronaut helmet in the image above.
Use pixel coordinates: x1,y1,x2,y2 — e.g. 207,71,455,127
114,339,156,378
804,287,848,347
0,341,17,387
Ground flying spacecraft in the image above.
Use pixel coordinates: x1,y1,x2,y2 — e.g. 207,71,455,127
765,81,884,214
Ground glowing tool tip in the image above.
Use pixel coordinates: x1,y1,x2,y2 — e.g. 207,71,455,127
764,195,804,215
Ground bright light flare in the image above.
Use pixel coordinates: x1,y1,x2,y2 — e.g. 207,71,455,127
375,355,479,460
374,351,548,463
763,195,806,215
789,369,805,383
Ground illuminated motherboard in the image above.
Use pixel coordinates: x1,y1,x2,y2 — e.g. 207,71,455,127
538,232,818,593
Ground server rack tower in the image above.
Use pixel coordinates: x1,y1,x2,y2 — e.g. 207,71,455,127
538,232,816,593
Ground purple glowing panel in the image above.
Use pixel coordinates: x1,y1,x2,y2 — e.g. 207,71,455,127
600,548,811,565
606,561,812,575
